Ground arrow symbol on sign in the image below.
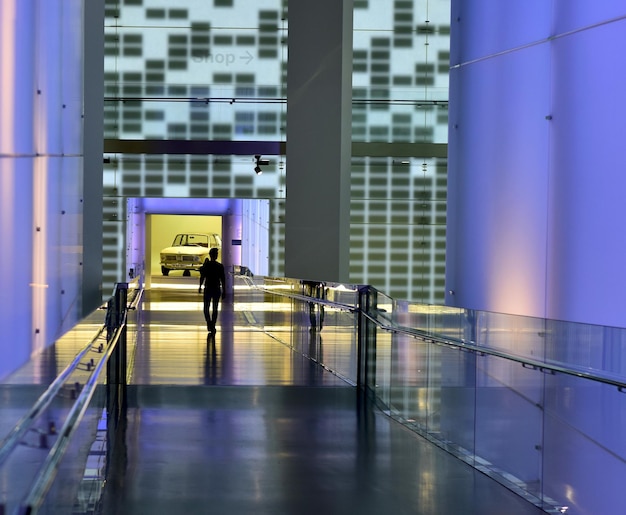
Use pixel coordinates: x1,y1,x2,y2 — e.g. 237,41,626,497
240,50,254,65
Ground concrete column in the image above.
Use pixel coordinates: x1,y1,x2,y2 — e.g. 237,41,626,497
285,0,353,283
82,0,104,314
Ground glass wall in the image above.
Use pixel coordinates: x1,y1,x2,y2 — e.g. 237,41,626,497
228,273,626,514
103,0,450,303
360,290,626,514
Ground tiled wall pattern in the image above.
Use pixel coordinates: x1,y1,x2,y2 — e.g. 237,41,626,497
103,0,450,303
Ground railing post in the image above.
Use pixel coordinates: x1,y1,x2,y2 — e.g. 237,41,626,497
357,286,376,393
105,282,129,489
106,283,128,421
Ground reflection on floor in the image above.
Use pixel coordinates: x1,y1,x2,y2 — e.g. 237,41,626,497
3,276,546,515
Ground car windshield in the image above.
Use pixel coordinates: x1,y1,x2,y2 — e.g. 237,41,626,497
172,234,209,247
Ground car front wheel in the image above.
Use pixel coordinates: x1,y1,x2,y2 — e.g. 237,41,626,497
161,266,170,276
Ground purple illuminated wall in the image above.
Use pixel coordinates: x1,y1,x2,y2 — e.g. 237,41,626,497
0,0,85,380
447,1,626,327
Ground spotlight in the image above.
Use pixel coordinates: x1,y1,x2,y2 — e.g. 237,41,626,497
254,155,270,175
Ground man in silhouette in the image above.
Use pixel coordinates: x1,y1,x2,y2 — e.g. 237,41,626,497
198,247,226,333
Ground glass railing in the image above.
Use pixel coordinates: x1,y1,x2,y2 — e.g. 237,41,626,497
244,274,626,515
236,273,362,385
5,271,625,515
0,282,141,514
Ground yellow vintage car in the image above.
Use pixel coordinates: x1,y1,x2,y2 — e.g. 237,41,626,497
159,233,222,276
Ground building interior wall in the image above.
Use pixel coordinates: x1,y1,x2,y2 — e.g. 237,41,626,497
242,199,270,277
446,1,626,327
0,0,85,380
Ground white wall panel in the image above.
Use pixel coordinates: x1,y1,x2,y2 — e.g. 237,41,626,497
44,157,63,348
0,0,85,379
126,198,145,283
11,1,36,155
448,1,626,325
59,157,83,334
447,44,551,316
0,158,34,379
546,19,626,325
35,0,63,154
450,0,551,65
0,1,36,379
553,0,626,35
242,199,269,277
61,0,84,155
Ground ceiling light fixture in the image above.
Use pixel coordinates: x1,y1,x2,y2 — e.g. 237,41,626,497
254,155,269,175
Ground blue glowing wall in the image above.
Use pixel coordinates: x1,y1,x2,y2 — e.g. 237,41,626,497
447,1,626,327
0,0,85,380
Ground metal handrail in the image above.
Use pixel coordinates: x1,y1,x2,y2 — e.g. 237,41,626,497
0,326,106,468
240,275,359,313
360,309,626,392
18,314,128,514
0,282,139,514
244,275,626,392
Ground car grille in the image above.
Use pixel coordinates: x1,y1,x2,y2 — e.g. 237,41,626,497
162,255,199,263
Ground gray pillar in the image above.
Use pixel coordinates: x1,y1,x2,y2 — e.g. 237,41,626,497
285,0,353,283
82,0,104,314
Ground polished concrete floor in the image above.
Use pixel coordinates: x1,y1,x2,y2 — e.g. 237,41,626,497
2,275,547,514
97,276,545,515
